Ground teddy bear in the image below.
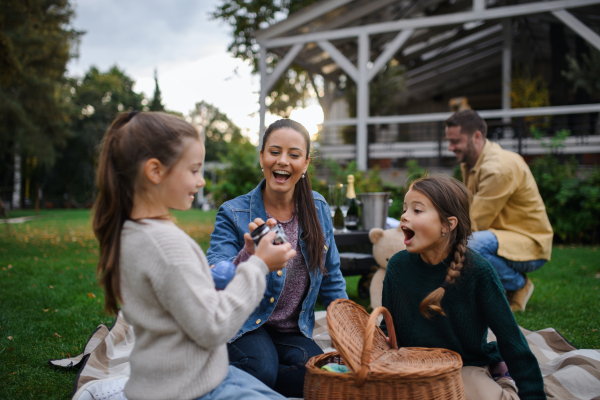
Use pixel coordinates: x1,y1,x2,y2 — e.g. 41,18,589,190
368,225,406,309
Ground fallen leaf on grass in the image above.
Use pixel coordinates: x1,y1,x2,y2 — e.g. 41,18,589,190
8,265,12,269
88,292,96,298
32,284,35,288
43,309,49,312
53,332,61,338
49,285,54,289
10,372,17,375
8,336,13,340
8,347,13,352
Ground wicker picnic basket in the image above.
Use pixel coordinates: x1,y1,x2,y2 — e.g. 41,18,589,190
304,299,466,400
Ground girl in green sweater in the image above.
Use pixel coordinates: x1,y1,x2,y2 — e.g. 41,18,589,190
382,174,546,400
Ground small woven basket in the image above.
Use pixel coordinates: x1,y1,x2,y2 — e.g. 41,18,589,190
304,299,466,400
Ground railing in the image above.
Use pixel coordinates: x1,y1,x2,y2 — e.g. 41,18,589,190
317,107,600,161
317,135,600,160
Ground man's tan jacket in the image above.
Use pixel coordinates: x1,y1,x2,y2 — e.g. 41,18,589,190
461,140,553,262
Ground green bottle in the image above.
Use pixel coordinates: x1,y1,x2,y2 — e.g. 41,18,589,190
333,184,345,230
345,175,360,230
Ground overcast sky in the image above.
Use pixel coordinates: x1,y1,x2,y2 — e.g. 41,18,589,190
67,0,310,142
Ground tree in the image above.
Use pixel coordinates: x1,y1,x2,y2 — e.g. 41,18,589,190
149,68,165,112
563,42,600,100
188,101,250,162
212,0,408,129
563,42,600,135
212,0,343,119
43,66,145,205
0,0,82,207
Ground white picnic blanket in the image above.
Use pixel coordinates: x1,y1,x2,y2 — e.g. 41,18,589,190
51,311,600,400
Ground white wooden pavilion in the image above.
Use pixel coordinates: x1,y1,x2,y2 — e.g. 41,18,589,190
254,0,600,170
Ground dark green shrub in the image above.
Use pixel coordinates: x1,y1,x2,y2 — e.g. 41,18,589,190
530,130,600,243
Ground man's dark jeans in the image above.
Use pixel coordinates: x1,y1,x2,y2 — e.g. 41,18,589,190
227,325,323,398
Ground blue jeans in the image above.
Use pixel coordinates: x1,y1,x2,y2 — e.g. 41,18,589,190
196,366,286,400
227,325,323,398
468,231,547,291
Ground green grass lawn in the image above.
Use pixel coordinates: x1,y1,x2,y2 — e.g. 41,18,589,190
1,209,599,399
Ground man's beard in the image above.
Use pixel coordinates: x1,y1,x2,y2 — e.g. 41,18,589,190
462,137,478,167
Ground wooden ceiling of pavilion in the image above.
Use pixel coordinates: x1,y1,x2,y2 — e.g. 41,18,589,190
259,0,600,103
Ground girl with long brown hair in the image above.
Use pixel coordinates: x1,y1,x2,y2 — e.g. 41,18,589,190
87,111,294,400
206,119,348,398
382,174,546,400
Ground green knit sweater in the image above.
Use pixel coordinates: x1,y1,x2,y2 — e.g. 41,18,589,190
382,250,546,400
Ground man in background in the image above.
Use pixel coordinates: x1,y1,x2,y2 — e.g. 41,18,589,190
445,110,553,311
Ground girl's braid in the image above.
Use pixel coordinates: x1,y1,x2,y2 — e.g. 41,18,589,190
445,238,467,285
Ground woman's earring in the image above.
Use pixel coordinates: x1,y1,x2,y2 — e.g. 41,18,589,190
441,231,446,236
261,166,263,172
302,171,305,178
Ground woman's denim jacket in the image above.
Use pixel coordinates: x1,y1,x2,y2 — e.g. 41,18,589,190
206,180,348,342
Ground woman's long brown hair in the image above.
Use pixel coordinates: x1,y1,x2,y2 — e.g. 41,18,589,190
93,112,199,315
409,174,473,318
261,119,326,274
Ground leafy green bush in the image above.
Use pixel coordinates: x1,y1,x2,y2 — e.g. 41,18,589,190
211,142,262,206
529,131,600,243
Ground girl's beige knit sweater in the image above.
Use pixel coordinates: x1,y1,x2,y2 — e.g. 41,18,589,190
119,219,269,400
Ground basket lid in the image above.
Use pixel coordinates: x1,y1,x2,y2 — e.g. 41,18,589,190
326,299,463,380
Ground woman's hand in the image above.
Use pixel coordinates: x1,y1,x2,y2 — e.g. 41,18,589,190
243,217,278,255
255,231,296,272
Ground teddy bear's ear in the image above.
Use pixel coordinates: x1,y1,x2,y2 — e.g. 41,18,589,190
369,228,385,244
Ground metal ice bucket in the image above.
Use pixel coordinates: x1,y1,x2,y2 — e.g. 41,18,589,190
358,192,391,231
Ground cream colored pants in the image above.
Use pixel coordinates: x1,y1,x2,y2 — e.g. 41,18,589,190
461,366,519,400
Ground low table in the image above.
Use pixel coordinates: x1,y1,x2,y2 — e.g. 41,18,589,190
334,231,376,276
339,252,376,276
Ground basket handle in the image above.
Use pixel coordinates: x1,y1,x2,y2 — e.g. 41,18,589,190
355,306,397,387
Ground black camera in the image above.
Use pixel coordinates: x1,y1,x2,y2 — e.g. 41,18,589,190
251,223,289,246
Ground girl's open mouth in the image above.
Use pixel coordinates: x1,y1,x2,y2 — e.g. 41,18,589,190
401,226,415,245
273,170,291,183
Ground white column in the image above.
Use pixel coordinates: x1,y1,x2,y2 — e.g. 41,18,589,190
502,18,512,132
357,33,370,171
259,46,268,148
473,0,486,12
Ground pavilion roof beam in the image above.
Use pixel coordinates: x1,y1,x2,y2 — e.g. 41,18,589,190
264,43,305,93
254,0,354,41
419,23,503,62
368,29,414,81
408,44,503,87
552,9,600,51
261,0,600,49
401,23,499,64
305,0,400,34
317,41,358,82
406,36,503,80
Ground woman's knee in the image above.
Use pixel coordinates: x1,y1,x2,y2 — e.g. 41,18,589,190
228,342,278,387
227,330,279,387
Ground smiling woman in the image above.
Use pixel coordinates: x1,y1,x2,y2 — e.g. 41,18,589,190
206,119,348,398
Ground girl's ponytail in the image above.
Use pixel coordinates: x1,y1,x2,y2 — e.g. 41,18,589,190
408,174,472,319
93,112,199,315
93,113,135,315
